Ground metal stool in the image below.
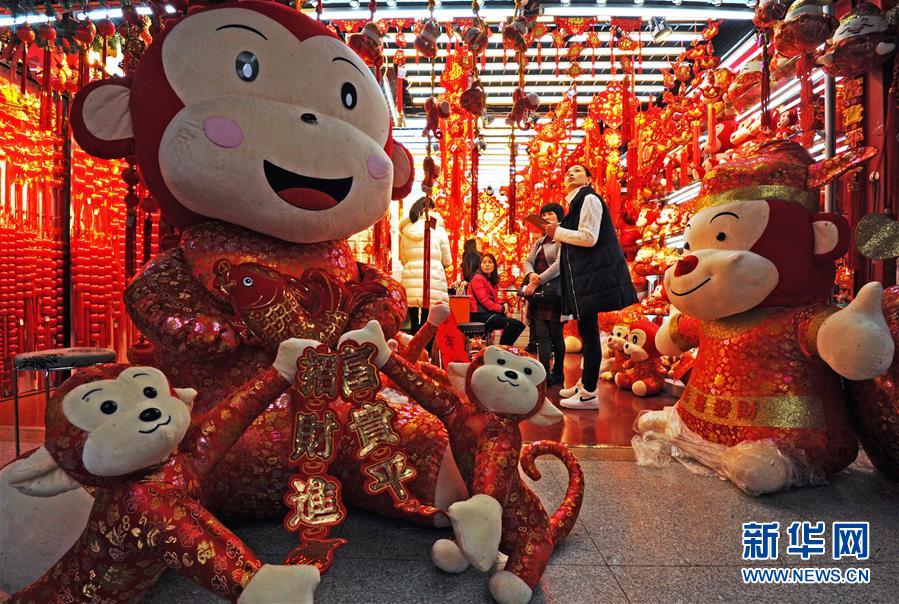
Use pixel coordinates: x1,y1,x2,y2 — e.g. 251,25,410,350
456,322,488,353
11,347,117,456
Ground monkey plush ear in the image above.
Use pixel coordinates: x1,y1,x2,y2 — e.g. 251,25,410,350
70,78,135,159
174,388,198,411
391,139,414,200
528,398,564,427
447,362,470,392
812,212,850,261
7,447,82,497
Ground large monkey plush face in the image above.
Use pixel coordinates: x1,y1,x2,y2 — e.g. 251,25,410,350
467,347,547,417
72,2,413,243
46,365,195,485
664,198,847,321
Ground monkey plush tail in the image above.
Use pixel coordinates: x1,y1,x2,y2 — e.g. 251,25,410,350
520,440,584,546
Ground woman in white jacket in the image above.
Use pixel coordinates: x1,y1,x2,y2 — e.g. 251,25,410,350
399,197,452,333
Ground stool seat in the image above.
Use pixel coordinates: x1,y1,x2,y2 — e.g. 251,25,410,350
457,322,487,337
13,347,117,371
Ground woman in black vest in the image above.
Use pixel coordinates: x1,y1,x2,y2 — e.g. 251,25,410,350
543,164,638,409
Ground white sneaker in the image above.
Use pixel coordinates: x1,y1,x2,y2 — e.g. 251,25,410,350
559,390,599,410
558,381,583,398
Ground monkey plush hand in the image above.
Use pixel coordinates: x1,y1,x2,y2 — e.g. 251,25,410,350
817,282,894,381
8,342,320,603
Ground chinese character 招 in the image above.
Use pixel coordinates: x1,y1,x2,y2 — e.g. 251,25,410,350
742,522,780,561
290,411,340,463
833,522,870,561
296,349,340,401
349,402,399,458
786,521,826,560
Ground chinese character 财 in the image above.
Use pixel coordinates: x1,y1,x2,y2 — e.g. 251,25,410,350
833,522,870,561
290,411,340,463
742,521,780,561
785,521,826,560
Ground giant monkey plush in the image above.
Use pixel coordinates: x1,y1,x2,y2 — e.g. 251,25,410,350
635,140,894,495
59,0,465,529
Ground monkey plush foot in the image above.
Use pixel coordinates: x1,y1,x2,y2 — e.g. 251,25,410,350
238,564,320,604
636,409,669,435
721,442,791,496
448,494,502,572
489,570,533,604
431,539,470,573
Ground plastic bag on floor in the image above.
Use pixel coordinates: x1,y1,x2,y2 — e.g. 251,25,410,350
633,405,826,495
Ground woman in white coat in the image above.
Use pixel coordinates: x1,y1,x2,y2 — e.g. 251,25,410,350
399,197,453,333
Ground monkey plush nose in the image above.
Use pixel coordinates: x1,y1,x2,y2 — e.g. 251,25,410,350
674,255,699,276
504,370,518,380
139,408,163,422
301,113,318,124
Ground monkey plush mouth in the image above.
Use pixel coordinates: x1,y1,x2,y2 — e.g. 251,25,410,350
496,377,520,387
139,416,172,434
263,160,353,211
670,277,711,297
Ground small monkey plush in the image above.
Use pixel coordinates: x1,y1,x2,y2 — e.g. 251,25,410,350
340,322,584,604
8,340,320,603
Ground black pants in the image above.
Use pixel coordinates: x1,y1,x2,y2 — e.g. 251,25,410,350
578,312,601,392
533,319,565,378
408,307,430,334
471,312,525,346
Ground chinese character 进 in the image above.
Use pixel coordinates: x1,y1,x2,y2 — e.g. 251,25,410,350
742,521,780,561
833,522,870,561
290,411,340,463
785,521,826,560
349,402,399,458
284,475,344,530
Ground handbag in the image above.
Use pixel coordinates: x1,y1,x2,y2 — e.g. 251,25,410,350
522,275,562,304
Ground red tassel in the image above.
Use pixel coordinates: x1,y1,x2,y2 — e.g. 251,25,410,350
40,48,52,128
797,53,815,148
19,43,29,96
680,148,690,187
760,31,772,131
101,37,108,79
691,122,701,169
707,103,718,153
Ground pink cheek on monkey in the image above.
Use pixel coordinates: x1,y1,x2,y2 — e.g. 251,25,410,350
367,154,391,179
203,116,244,148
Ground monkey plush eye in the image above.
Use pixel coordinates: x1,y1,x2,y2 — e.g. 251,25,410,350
341,82,358,109
100,400,118,415
242,277,254,287
683,242,691,251
236,51,259,82
632,334,639,344
524,367,533,376
143,387,158,399
497,358,506,365
716,232,727,242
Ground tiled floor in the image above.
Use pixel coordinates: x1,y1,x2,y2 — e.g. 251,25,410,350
142,451,899,603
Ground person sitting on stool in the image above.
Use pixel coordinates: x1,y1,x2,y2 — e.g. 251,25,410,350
468,253,525,346
544,164,638,409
